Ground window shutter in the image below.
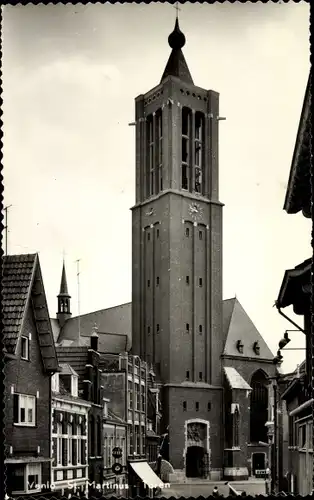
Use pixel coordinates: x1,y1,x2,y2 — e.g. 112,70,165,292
62,438,68,466
72,439,77,465
13,394,19,423
52,437,58,466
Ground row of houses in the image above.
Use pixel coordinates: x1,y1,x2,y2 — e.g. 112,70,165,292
3,254,162,497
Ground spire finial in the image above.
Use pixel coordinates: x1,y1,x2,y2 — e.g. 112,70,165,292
174,1,181,20
168,3,185,50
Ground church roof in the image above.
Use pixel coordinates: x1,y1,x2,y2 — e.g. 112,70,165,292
160,18,194,85
223,366,252,391
2,253,59,372
57,302,131,350
222,297,274,360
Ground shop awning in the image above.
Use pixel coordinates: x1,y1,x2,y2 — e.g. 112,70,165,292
130,460,164,489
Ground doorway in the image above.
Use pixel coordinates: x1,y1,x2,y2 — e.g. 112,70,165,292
186,446,205,478
252,453,266,476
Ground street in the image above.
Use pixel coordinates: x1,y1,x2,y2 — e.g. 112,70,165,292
160,480,267,498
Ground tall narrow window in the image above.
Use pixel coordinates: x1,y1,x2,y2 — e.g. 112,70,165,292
199,278,203,287
195,402,199,411
186,276,190,285
147,116,154,197
194,112,204,194
233,407,240,447
186,323,190,332
183,401,187,411
156,110,163,193
199,325,203,334
185,227,190,237
182,107,191,190
199,372,203,381
156,276,160,286
186,371,190,380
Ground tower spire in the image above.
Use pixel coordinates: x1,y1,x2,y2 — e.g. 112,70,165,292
59,260,69,295
57,259,72,327
160,13,193,85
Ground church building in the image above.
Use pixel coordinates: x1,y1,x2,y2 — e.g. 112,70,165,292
53,18,278,482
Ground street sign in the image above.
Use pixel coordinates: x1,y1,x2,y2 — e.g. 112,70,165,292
112,446,123,459
112,462,123,475
255,469,268,477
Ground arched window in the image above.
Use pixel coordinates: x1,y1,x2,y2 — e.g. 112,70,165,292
250,370,269,443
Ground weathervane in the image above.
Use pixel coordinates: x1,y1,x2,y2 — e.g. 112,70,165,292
174,1,181,19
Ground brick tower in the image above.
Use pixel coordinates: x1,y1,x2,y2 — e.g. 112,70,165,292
131,18,224,478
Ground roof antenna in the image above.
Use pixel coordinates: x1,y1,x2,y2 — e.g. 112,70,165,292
75,259,81,343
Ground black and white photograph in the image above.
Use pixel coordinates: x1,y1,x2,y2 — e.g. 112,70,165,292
1,2,312,499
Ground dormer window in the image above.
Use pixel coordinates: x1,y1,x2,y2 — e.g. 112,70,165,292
236,340,244,354
253,341,260,355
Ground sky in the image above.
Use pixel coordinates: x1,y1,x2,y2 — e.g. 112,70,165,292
2,2,311,373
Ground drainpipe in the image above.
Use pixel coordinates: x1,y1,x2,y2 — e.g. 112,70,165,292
273,383,278,494
276,306,305,333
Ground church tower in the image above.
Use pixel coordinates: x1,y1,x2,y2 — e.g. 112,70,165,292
132,18,224,475
56,261,72,327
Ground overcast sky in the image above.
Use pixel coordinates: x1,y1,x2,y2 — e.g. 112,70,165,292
2,2,310,373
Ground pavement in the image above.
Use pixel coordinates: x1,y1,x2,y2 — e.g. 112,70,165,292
160,479,268,498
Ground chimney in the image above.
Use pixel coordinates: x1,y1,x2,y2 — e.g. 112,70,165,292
90,323,99,351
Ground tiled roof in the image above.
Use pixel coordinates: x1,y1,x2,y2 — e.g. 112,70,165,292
2,253,59,372
222,297,274,360
224,367,252,391
2,254,36,353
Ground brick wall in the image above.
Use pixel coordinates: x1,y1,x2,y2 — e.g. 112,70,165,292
4,306,51,460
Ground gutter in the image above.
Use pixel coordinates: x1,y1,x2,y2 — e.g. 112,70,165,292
276,305,305,333
289,398,313,417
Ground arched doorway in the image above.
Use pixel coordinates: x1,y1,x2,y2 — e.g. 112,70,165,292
184,420,210,478
186,446,205,478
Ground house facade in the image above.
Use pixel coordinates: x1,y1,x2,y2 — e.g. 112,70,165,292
51,364,91,492
56,339,105,486
275,71,312,496
3,254,59,496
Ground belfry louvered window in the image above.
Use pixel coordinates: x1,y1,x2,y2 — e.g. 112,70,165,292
194,112,205,194
182,107,191,190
